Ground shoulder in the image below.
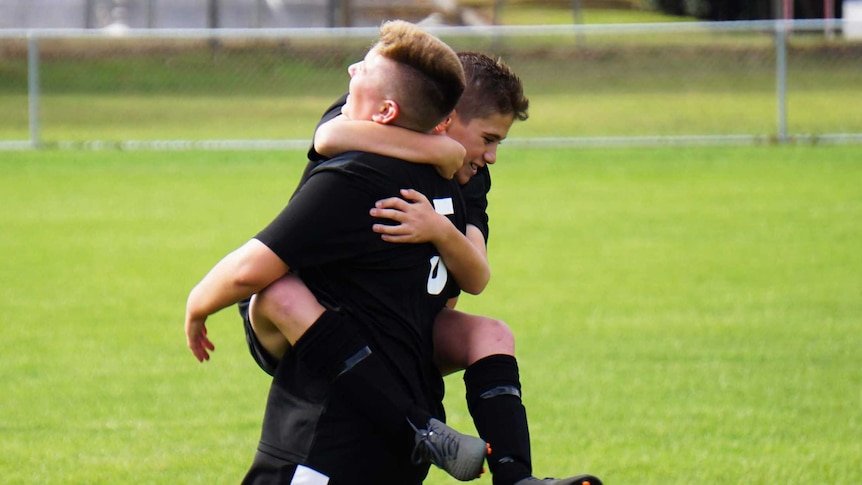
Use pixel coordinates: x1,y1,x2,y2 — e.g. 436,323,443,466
312,151,397,177
310,152,463,209
313,151,442,181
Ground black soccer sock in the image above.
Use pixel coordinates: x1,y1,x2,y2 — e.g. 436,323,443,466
464,354,532,485
293,310,431,437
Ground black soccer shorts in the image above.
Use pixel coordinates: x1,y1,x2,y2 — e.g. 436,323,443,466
238,297,281,376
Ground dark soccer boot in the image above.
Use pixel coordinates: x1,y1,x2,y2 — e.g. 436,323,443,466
411,418,490,481
513,474,603,485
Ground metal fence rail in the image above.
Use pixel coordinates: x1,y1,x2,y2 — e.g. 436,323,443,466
1,19,861,150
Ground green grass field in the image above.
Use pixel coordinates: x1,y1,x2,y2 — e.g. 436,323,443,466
1,145,860,484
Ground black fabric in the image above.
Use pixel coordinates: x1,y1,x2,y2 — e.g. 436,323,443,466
241,452,300,485
292,309,366,378
247,109,468,481
245,94,471,483
238,297,281,377
255,152,464,419
460,164,491,242
464,354,532,485
249,350,429,485
294,310,432,436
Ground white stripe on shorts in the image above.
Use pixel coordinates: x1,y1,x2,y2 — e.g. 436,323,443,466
290,465,329,485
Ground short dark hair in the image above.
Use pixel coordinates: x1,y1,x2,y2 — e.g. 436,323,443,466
456,51,529,124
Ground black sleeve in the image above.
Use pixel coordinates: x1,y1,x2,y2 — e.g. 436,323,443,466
256,168,377,269
459,166,491,243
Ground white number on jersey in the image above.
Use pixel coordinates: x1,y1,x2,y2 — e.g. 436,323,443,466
426,255,449,295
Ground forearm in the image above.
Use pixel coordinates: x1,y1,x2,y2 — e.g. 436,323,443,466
315,116,464,178
186,239,289,321
186,262,254,322
433,223,490,295
370,191,489,292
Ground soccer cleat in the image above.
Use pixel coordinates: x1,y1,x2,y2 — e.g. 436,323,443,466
513,475,603,485
410,418,490,481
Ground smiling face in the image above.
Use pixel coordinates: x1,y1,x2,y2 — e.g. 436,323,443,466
447,111,515,185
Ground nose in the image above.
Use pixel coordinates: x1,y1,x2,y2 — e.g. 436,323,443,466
348,61,359,77
484,145,498,165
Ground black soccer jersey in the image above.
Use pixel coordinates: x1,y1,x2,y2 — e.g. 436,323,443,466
256,150,467,418
460,164,491,243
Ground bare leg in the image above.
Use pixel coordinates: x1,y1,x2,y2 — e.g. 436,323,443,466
249,273,326,359
433,307,515,376
433,309,542,484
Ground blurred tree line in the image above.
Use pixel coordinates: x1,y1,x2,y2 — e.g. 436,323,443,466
648,0,842,20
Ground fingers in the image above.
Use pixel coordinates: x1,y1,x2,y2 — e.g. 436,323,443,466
372,222,410,236
374,196,408,210
400,188,429,204
186,321,214,362
374,190,430,210
369,189,434,244
370,206,407,224
188,336,214,362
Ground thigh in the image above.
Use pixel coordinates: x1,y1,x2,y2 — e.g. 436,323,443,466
252,273,326,346
433,308,515,376
239,297,281,376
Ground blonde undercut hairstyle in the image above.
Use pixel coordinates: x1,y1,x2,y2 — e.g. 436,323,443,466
374,20,465,133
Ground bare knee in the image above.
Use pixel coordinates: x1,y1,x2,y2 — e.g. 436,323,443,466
256,275,311,318
435,311,516,375
254,274,324,344
473,316,515,357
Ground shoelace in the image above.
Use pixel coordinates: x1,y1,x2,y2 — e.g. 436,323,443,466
411,427,460,466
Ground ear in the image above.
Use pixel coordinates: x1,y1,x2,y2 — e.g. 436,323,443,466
371,99,399,124
433,111,455,134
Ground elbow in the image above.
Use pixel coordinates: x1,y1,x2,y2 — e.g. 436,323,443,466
460,270,490,296
313,132,335,157
313,117,346,157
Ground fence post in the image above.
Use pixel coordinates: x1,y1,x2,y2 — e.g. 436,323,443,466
774,20,789,144
571,0,586,47
28,33,40,149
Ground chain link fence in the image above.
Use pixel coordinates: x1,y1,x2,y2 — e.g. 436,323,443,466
1,20,861,149
0,0,454,30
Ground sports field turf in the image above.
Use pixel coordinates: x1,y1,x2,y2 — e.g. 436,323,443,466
1,145,860,484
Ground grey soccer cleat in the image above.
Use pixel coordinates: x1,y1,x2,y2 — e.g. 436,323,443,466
513,475,603,485
410,418,490,481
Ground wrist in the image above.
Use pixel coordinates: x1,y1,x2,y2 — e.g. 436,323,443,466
430,215,458,246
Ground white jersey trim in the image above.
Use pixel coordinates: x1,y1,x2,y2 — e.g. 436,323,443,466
291,465,330,485
433,197,454,215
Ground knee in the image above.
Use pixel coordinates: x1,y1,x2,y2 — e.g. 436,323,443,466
475,317,515,354
255,275,309,319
